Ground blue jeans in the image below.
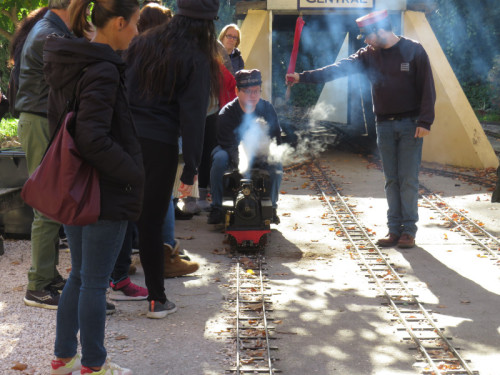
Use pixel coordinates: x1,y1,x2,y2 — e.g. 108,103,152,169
161,196,175,247
210,145,283,208
376,118,423,237
110,221,135,283
55,220,127,367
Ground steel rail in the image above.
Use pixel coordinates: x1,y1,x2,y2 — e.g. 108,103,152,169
258,256,274,375
236,259,242,375
227,253,278,374
420,192,500,261
310,160,477,375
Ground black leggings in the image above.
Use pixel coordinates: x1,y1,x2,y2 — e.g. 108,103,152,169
137,137,179,303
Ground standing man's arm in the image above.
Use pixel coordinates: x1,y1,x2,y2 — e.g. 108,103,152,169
286,48,367,85
414,45,436,138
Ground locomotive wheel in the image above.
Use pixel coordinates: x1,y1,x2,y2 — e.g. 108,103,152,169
258,233,268,248
228,234,238,251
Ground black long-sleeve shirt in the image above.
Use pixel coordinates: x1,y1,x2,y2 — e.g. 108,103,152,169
217,98,281,165
299,37,436,129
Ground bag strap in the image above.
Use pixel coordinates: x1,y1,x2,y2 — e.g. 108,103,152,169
42,67,88,160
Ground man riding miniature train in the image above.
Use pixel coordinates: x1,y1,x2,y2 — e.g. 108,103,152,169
208,69,283,225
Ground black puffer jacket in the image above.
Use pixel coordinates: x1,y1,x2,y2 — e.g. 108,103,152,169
43,35,144,221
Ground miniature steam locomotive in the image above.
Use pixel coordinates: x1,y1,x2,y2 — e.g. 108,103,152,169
222,168,274,248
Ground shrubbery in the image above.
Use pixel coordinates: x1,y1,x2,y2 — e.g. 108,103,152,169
487,55,500,111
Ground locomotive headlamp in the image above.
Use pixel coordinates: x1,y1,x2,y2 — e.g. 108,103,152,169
240,179,253,196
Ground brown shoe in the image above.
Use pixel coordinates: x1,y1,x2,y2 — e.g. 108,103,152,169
397,233,415,248
163,243,199,278
376,233,400,247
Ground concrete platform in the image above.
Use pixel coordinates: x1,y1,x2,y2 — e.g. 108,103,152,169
0,148,499,375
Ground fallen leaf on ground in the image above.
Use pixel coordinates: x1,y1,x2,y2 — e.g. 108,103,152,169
212,248,227,255
11,363,27,371
115,335,128,340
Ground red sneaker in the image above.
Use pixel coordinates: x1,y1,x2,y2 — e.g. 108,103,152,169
109,277,148,301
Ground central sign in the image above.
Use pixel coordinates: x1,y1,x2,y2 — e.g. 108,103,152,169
298,0,374,9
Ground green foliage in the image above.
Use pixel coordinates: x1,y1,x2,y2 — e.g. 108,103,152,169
0,0,47,40
427,0,500,112
0,117,18,136
0,38,9,92
0,1,47,94
462,82,492,111
0,117,19,145
487,55,500,111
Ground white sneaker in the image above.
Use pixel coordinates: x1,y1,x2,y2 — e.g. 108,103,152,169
50,354,81,374
196,199,211,211
183,198,201,214
81,359,132,374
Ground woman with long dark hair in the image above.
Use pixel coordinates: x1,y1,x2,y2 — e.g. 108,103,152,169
44,0,143,373
124,0,220,319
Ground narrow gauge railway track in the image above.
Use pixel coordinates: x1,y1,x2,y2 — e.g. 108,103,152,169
366,155,496,190
419,188,500,265
224,252,281,374
308,160,479,375
420,167,496,189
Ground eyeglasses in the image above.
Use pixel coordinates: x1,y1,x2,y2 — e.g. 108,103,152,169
225,34,238,41
241,88,261,96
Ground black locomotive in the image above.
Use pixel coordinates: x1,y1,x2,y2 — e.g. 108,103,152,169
222,168,274,248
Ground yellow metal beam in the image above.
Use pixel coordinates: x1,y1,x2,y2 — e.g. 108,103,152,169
404,11,498,169
239,10,272,101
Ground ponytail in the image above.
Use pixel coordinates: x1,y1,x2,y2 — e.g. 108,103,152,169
69,0,140,38
69,0,93,38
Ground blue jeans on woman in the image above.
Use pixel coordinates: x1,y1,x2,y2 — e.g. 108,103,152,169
210,145,283,209
54,220,127,367
376,118,423,238
161,197,175,248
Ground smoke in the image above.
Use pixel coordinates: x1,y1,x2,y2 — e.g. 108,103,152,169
237,114,270,173
237,111,328,173
310,101,338,121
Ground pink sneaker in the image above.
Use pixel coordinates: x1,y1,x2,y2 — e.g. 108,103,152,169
109,277,148,301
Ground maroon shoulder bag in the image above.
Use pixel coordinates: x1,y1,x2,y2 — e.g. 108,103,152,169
21,71,100,226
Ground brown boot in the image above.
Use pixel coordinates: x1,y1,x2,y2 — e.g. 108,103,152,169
376,233,400,247
163,243,199,278
128,256,141,275
397,233,415,248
